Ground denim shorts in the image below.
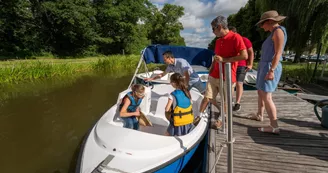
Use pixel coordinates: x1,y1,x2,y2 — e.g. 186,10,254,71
121,116,139,130
188,79,206,94
236,66,247,83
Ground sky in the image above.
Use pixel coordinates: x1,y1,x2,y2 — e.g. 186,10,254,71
149,0,248,48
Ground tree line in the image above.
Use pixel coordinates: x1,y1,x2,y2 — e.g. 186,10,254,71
209,0,328,62
0,0,185,58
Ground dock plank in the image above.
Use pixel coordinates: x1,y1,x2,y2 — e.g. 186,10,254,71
295,93,328,102
214,90,328,173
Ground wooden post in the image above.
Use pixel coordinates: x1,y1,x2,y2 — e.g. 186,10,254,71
312,42,322,81
321,61,327,77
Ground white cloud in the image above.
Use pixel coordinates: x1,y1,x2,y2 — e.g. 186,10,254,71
179,12,204,29
181,32,214,48
151,0,248,48
149,0,170,3
195,27,206,33
212,0,249,17
174,0,248,18
173,0,215,18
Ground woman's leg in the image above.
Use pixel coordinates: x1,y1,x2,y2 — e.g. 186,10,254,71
257,90,265,117
258,90,279,133
249,90,264,121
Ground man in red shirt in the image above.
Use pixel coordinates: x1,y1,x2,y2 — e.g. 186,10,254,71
229,26,254,112
199,16,247,128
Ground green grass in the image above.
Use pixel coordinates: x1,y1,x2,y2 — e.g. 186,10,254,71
3,55,326,85
0,55,163,85
254,61,328,83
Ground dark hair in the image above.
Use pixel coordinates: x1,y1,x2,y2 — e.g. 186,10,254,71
228,26,237,33
163,51,174,59
170,73,191,99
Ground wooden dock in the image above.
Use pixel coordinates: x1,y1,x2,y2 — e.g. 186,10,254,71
214,90,328,173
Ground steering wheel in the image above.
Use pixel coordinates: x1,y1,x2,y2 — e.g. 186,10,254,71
140,79,154,89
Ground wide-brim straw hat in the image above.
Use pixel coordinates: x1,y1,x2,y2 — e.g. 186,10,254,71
256,10,286,26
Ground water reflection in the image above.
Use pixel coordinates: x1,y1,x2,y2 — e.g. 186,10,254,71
0,74,132,173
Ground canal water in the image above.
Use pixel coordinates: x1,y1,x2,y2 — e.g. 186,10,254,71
0,75,132,173
0,74,207,173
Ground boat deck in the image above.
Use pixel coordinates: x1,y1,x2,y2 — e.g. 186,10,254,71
214,90,328,173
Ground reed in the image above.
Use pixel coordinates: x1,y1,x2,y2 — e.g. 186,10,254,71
0,55,163,84
0,61,91,84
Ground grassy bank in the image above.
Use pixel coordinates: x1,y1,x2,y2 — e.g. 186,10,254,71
1,55,327,85
254,61,328,83
0,55,163,84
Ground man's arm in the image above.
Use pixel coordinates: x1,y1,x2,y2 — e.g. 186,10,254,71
208,58,216,73
246,47,254,70
223,49,248,62
215,34,248,62
215,49,248,62
144,66,170,81
144,72,167,81
184,71,190,85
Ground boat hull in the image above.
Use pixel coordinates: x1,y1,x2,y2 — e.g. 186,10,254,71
153,142,199,173
76,84,209,173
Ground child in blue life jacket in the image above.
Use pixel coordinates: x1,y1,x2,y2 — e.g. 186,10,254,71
119,84,145,130
165,73,194,136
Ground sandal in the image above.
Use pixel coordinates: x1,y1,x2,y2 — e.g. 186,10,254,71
248,113,263,122
212,120,223,130
258,125,280,135
193,116,201,126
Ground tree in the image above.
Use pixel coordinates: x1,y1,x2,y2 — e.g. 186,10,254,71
38,0,98,56
0,0,40,57
226,0,265,59
93,0,151,55
255,0,328,62
0,0,187,57
146,4,185,46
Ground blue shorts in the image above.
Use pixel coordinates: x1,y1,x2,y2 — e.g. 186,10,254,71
188,79,206,94
121,117,139,130
236,66,247,83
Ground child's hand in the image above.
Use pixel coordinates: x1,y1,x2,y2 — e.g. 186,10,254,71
135,108,141,116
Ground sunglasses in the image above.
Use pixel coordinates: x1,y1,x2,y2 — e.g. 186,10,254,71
212,26,218,31
135,91,145,97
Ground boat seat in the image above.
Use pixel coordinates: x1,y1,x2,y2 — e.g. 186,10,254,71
111,89,131,124
147,96,170,127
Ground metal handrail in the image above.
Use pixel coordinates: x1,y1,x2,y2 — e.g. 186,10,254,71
224,63,234,173
219,62,225,135
128,48,147,89
209,61,234,173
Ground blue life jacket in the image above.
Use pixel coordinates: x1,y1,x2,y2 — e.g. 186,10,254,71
171,90,193,126
119,92,142,112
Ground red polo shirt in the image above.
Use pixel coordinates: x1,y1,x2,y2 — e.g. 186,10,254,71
209,31,246,83
238,37,252,67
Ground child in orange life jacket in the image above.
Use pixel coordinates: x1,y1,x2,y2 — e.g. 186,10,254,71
165,73,194,136
119,84,145,130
